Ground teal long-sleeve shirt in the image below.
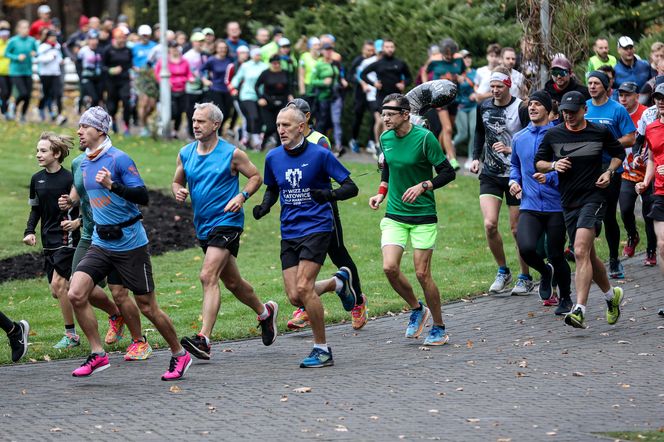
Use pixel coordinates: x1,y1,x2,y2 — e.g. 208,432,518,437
5,35,38,76
231,60,268,102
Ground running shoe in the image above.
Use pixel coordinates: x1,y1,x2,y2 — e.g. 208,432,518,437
564,307,586,329
606,287,624,325
609,258,625,279
161,351,193,381
489,271,513,294
564,247,575,262
349,139,360,153
511,275,535,296
299,347,334,368
542,293,559,306
53,332,80,349
104,315,125,345
423,325,449,346
258,301,279,346
124,336,153,361
72,353,110,377
644,250,657,267
287,307,310,330
538,263,555,300
366,140,377,154
555,297,574,316
180,334,211,360
659,308,664,317
8,320,29,363
623,234,639,257
449,158,460,171
351,294,368,330
334,267,357,312
405,302,431,339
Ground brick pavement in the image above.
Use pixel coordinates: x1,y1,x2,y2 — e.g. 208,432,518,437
1,253,663,441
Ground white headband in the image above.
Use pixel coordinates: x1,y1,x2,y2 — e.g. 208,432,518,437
489,72,512,87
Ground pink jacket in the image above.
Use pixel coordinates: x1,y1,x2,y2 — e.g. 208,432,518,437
155,58,191,93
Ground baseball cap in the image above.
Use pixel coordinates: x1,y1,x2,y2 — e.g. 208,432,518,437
202,27,215,36
618,36,634,48
137,24,152,36
272,26,284,36
551,54,572,71
190,32,205,42
37,5,51,14
278,37,290,47
287,98,311,114
653,83,664,100
459,49,471,57
374,39,384,53
558,91,586,112
236,45,249,53
618,81,639,94
87,29,99,39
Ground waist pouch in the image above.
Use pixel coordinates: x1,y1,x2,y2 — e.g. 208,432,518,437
96,214,143,241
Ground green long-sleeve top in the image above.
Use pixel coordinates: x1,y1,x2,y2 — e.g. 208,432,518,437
5,35,38,76
310,60,340,101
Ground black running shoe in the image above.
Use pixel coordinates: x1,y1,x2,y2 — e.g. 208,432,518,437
555,297,574,316
180,334,211,360
8,320,29,363
258,301,279,346
538,263,554,301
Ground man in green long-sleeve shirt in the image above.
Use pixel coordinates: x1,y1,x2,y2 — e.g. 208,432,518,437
311,43,346,153
4,20,37,121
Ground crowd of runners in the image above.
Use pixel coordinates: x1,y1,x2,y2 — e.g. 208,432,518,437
2,12,664,380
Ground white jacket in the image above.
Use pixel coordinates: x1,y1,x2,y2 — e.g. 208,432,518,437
37,42,62,76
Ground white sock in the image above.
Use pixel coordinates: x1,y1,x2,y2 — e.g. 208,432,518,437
313,343,328,351
258,304,270,320
334,276,343,292
603,288,614,301
574,304,586,315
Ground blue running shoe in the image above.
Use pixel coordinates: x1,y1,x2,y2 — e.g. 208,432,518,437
334,267,357,312
423,325,449,346
405,302,431,338
300,347,334,368
609,258,625,279
349,139,360,153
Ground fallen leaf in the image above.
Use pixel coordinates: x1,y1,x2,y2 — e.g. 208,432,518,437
169,385,182,393
617,340,631,344
518,360,528,368
43,355,51,362
429,409,439,413
335,425,348,432
528,312,535,318
516,372,528,378
293,387,312,393
222,348,234,353
369,416,379,421
572,372,585,377
497,438,512,442
49,428,62,433
621,384,630,388
637,353,654,356
456,387,464,391
546,432,557,436
466,340,474,349
21,389,27,395
280,395,288,402
418,346,431,351
467,418,480,423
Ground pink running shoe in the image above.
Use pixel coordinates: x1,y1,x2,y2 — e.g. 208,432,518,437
72,353,110,377
161,351,192,381
543,293,559,306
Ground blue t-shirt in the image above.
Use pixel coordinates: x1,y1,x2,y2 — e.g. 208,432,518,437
179,139,243,239
226,38,249,60
82,146,149,251
585,98,635,171
264,141,350,240
132,41,157,68
201,57,233,93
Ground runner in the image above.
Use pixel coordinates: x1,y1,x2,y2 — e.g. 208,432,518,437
0,312,29,363
252,106,359,367
635,83,664,317
172,102,278,360
470,66,532,295
5,20,37,122
359,39,412,109
368,93,455,345
132,25,158,137
24,132,82,349
284,99,368,331
509,91,573,315
67,107,192,380
102,26,133,135
585,70,637,279
535,91,625,329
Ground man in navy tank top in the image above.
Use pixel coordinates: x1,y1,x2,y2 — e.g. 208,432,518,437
173,102,279,361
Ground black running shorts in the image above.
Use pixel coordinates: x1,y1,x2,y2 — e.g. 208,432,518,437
44,247,75,283
564,202,606,240
479,174,520,206
648,195,664,222
199,226,242,257
280,232,331,270
76,245,154,295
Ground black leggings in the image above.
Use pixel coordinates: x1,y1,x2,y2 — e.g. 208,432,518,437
0,310,15,334
351,92,374,141
81,77,104,108
620,179,656,252
38,75,62,115
516,210,571,298
186,93,204,138
171,92,187,132
0,75,10,114
11,75,32,117
208,90,232,128
106,80,132,127
328,201,363,298
603,172,622,260
240,100,261,134
259,102,280,147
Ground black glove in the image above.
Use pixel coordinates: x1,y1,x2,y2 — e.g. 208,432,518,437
310,188,333,203
252,205,270,220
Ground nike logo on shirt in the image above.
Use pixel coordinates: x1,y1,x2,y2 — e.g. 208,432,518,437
558,141,602,157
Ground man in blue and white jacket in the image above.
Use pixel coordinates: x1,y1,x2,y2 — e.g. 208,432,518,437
509,91,572,315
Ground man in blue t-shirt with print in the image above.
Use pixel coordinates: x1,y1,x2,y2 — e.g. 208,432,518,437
585,71,636,279
67,106,193,381
172,102,278,360
253,106,359,368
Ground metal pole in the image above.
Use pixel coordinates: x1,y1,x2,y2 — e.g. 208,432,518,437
539,0,551,89
158,0,171,138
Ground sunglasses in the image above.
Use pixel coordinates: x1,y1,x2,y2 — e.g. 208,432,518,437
551,68,568,77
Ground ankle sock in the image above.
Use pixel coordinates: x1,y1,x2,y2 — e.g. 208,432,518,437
334,276,343,292
604,288,615,301
499,266,510,274
65,324,76,336
258,305,270,320
172,349,186,357
574,304,586,315
313,343,328,352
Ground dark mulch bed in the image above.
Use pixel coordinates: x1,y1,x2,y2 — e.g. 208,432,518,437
0,190,196,284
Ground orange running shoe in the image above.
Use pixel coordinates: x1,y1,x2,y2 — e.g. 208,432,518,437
124,336,153,361
351,294,368,330
287,307,310,330
105,315,125,345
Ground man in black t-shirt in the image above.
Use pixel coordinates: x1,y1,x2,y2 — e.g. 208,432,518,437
535,91,626,329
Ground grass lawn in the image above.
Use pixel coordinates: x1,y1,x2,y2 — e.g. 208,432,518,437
599,431,664,441
0,122,629,364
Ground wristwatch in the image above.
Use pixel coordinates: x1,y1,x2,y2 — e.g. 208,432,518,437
421,182,430,191
607,168,615,177
241,191,250,200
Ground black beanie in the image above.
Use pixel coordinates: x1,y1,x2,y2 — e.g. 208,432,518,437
588,70,610,91
529,90,553,113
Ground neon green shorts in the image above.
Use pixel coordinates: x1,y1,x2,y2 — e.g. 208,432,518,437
380,217,437,250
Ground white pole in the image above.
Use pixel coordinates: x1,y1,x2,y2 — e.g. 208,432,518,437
539,0,551,89
158,0,171,138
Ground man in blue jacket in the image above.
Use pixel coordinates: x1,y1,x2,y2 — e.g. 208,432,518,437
613,36,653,101
509,91,572,315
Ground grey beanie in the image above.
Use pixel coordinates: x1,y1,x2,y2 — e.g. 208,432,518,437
79,106,112,134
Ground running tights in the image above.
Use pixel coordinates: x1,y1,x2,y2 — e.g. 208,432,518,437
0,75,10,114
0,310,15,334
106,80,132,127
620,180,656,252
328,201,363,297
38,75,62,115
603,173,622,260
11,75,32,117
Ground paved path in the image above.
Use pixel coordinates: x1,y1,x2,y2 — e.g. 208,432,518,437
1,253,663,441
